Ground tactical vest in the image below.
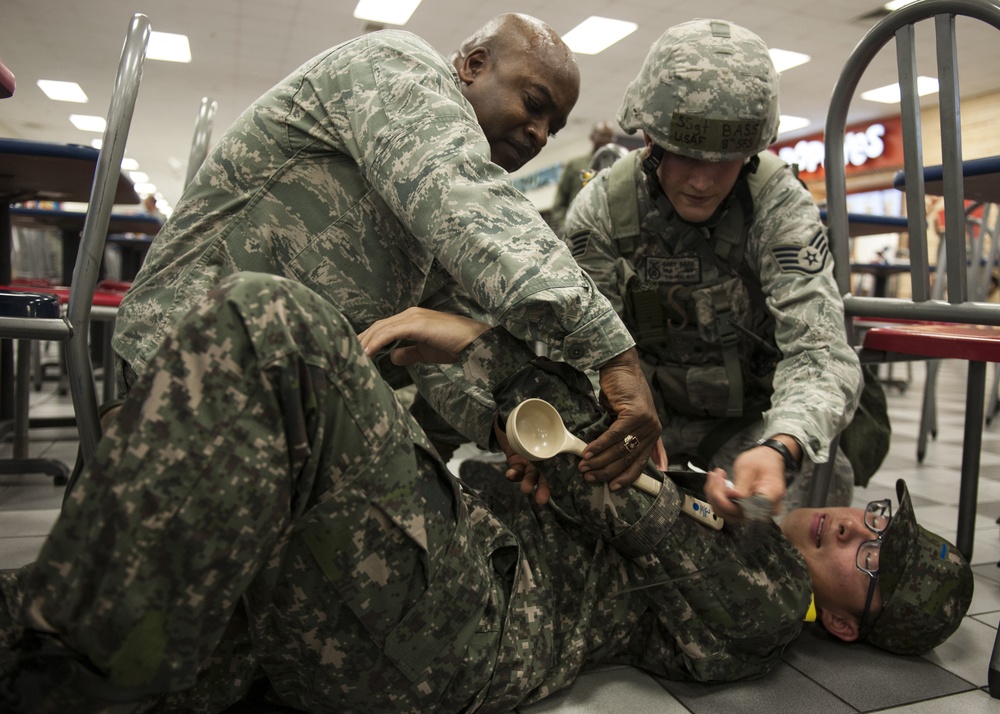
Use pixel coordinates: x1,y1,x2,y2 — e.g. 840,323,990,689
606,150,788,420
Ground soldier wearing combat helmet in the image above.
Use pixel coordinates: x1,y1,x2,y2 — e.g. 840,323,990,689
618,18,780,164
564,19,866,521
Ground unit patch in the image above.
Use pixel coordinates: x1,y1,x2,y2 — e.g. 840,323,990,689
770,230,829,275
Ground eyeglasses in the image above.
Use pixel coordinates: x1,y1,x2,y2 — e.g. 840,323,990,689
856,498,892,632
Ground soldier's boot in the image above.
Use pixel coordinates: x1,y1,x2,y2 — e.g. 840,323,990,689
0,631,144,714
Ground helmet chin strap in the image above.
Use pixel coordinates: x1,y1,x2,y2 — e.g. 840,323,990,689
642,143,665,175
741,154,761,177
642,144,666,199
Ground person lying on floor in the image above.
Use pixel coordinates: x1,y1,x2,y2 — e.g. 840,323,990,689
0,272,973,714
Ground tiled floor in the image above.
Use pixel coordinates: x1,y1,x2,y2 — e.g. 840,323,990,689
4,360,1000,712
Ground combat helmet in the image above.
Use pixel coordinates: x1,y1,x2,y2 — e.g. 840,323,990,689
617,19,780,162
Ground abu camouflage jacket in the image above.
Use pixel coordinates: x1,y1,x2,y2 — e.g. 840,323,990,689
112,29,632,448
565,150,861,464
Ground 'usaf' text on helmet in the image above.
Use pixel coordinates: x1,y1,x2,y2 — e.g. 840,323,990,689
617,19,780,162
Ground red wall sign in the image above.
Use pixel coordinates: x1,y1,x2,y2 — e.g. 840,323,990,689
771,115,905,181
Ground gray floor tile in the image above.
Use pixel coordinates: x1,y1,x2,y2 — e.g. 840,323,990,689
970,574,1000,617
972,538,1000,568
923,614,998,688
0,482,65,511
781,627,975,711
0,535,48,570
873,688,1000,713
977,563,1000,586
516,665,686,713
0,508,60,538
659,661,855,714
977,502,1000,521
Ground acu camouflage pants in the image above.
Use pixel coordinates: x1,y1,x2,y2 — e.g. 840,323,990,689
4,272,812,713
11,272,505,713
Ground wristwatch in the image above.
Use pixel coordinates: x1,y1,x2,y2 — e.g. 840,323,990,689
755,437,799,484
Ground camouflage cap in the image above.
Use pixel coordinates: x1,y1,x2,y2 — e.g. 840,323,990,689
864,479,974,654
617,19,780,161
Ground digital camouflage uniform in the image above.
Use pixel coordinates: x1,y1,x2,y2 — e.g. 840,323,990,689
550,152,594,234
563,19,863,510
111,29,631,448
565,152,861,510
5,273,811,713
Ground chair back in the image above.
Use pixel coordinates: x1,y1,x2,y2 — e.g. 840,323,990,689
67,13,150,466
825,0,1000,340
964,202,1000,300
183,96,218,190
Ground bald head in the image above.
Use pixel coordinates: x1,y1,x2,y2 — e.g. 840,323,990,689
590,121,615,150
455,13,579,84
452,14,581,171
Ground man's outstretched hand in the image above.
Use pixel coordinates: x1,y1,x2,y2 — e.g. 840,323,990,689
585,347,661,492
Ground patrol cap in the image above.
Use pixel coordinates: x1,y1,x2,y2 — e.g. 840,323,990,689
864,479,974,654
617,19,780,161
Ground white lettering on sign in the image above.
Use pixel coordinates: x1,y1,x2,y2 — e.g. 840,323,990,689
779,140,825,173
777,123,886,173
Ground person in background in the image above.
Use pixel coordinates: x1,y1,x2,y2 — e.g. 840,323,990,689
0,274,972,713
140,195,166,225
110,13,660,492
550,120,616,234
563,19,863,519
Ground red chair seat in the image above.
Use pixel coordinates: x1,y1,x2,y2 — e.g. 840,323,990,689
96,279,132,294
863,323,1000,363
0,283,125,308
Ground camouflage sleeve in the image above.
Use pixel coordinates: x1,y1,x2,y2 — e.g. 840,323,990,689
382,325,538,451
405,273,501,447
459,327,539,396
310,32,633,370
748,169,863,462
562,171,629,317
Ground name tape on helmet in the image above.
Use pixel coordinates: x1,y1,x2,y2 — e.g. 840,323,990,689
669,113,763,155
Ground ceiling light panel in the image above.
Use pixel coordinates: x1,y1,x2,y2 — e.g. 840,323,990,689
777,115,810,135
37,80,88,103
562,16,638,55
146,31,192,63
861,76,939,103
353,0,422,26
70,114,107,132
769,48,810,73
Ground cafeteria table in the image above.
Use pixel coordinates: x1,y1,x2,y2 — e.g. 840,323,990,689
893,154,1000,204
820,208,910,238
0,138,138,423
7,206,160,406
10,206,160,283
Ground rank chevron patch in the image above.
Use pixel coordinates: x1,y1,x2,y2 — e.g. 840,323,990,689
770,229,829,275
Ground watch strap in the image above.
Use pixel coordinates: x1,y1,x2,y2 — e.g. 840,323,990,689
755,437,799,484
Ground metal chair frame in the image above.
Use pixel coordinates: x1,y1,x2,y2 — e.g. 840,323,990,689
817,0,1000,695
0,14,150,480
